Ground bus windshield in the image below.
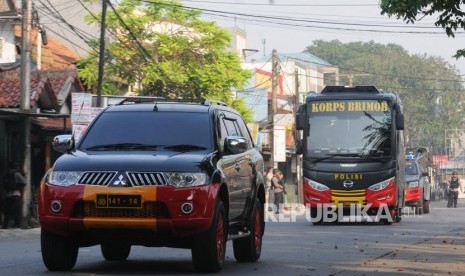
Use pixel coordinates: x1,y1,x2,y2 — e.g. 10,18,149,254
306,100,392,158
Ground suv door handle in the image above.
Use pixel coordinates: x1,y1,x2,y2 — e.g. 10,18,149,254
235,163,241,171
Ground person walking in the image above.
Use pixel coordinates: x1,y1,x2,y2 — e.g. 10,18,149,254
265,167,274,211
272,169,285,214
2,162,26,228
447,171,460,208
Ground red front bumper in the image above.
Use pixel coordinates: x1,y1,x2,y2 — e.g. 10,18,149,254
303,178,398,208
405,187,422,205
38,182,220,238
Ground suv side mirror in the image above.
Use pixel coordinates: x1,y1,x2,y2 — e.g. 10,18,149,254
52,134,74,153
224,136,248,155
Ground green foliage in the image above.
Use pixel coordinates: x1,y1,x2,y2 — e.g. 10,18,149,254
380,0,465,58
305,40,465,152
78,0,252,117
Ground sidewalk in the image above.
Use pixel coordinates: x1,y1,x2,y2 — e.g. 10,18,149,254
0,227,40,241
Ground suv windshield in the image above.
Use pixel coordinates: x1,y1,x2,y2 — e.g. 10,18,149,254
79,111,213,151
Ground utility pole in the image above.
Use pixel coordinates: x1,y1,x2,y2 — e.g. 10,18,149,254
270,49,278,168
96,0,108,107
294,68,303,204
20,0,32,224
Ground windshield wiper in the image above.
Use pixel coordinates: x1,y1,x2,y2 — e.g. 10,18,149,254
312,153,388,163
163,144,207,152
311,153,359,163
85,143,160,151
358,154,389,163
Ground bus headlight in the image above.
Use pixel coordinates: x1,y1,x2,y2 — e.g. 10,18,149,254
305,178,330,191
367,177,394,191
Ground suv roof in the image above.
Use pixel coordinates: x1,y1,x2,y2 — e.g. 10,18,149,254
105,98,239,114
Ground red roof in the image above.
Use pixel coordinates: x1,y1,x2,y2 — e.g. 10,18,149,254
16,27,81,69
0,69,84,108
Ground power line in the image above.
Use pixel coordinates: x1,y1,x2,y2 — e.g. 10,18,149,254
106,1,152,61
182,1,379,7
279,54,465,84
141,0,465,35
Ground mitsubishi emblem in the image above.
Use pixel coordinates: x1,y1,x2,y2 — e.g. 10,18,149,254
113,174,127,186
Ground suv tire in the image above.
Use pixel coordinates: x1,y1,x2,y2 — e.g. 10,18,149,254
41,230,78,271
192,200,227,272
101,243,131,261
233,199,263,262
423,199,430,214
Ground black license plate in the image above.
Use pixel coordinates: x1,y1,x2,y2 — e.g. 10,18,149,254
96,194,142,208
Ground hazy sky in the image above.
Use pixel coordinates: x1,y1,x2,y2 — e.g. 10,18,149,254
185,0,465,75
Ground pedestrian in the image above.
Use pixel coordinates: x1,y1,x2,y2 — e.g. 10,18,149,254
265,167,274,211
2,162,26,228
447,171,460,208
272,169,285,214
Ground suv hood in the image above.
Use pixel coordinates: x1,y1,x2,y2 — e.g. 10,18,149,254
53,150,210,172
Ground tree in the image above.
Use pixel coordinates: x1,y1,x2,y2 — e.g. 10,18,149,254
305,40,465,152
78,0,252,121
380,0,465,58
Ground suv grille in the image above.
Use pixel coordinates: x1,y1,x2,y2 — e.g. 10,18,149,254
79,172,117,186
127,172,166,186
77,172,166,187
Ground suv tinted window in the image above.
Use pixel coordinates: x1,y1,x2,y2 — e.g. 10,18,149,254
79,111,213,150
223,117,240,136
233,114,254,149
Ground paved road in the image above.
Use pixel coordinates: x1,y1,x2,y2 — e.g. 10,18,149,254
1,199,465,275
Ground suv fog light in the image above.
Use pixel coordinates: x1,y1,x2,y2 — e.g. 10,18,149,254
51,200,62,213
181,202,193,214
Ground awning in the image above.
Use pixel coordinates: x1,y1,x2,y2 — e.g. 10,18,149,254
31,117,71,131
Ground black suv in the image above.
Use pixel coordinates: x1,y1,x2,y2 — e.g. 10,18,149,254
38,98,265,272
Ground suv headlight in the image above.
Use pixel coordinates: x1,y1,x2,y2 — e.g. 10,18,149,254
48,170,83,186
305,178,330,191
408,181,419,188
164,172,208,188
368,177,394,191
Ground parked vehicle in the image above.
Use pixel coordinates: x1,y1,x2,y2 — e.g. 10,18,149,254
38,98,265,272
405,148,432,214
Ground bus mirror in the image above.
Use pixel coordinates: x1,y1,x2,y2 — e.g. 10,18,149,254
395,103,404,130
296,139,303,155
396,112,404,130
296,104,306,130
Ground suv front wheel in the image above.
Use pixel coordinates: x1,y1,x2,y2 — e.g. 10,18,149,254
191,200,227,272
233,199,263,262
41,230,78,271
